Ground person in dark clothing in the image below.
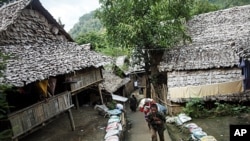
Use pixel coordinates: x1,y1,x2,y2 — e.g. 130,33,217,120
147,103,166,141
129,94,137,112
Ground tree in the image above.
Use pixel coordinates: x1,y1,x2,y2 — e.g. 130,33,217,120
208,0,250,9
191,0,219,16
0,0,9,3
97,0,194,98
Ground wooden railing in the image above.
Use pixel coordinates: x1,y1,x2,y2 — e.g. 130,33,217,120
7,91,74,139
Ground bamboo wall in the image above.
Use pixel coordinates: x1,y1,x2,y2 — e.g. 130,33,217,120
8,91,73,139
69,68,103,93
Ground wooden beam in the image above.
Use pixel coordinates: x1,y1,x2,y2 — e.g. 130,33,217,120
67,109,75,131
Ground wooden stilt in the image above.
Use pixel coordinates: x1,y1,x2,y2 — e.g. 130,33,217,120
67,109,75,131
98,84,104,104
163,84,167,104
74,94,79,109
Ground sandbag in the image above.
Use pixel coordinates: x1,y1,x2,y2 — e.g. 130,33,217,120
105,135,119,141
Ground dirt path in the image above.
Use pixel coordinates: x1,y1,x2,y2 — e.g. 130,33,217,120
18,103,249,141
126,109,172,141
19,103,173,141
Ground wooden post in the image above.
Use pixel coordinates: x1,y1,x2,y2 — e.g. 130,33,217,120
163,84,167,104
74,94,79,110
98,84,104,105
150,83,156,100
67,109,75,131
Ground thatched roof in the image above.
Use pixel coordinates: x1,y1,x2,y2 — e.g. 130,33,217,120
0,42,112,87
101,70,130,93
0,0,113,87
159,5,250,71
0,0,73,43
115,55,144,75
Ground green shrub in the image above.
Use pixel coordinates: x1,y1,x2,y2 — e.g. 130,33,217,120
183,99,250,118
182,98,210,118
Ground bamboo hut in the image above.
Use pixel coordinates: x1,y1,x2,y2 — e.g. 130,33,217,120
158,5,250,114
0,0,111,140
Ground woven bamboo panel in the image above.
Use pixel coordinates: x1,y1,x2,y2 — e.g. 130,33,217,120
8,91,73,138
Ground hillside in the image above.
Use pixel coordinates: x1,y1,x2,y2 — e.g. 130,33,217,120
68,0,250,40
68,10,103,40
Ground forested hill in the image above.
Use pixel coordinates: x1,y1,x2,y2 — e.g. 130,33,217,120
68,0,250,40
68,10,103,39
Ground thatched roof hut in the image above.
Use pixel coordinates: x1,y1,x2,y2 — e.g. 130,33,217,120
159,5,250,72
1,42,111,87
0,0,73,43
158,5,250,103
0,0,112,87
101,70,130,94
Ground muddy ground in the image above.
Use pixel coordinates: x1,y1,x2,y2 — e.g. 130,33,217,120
19,103,250,141
166,112,250,141
20,104,108,141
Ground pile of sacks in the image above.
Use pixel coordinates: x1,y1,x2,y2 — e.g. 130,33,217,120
104,108,124,141
166,113,217,141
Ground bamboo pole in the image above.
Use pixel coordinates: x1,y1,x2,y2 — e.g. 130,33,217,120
98,84,104,105
162,84,167,104
67,109,75,131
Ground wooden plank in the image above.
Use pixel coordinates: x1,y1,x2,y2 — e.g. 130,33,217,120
42,102,50,119
9,115,23,137
49,99,56,117
21,111,30,131
34,105,45,123
58,96,66,112
54,98,60,114
27,108,36,128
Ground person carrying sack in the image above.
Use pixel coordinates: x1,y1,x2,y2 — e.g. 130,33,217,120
147,103,166,141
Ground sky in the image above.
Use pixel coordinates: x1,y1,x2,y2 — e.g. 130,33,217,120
40,0,100,32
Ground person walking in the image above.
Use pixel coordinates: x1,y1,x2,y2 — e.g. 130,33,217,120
147,103,166,141
129,94,137,112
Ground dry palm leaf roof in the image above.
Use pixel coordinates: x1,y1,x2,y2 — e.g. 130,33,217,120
159,5,250,71
1,42,112,87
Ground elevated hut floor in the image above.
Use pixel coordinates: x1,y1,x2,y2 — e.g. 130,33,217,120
19,105,108,141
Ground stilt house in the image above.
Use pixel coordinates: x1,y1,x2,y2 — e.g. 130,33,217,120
0,0,111,140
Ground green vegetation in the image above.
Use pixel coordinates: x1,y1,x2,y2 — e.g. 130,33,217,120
69,0,250,101
75,31,131,57
190,0,219,16
107,100,116,110
0,0,9,3
209,0,250,9
182,99,250,118
69,11,103,39
96,0,196,98
0,53,12,140
69,0,250,58
182,98,210,118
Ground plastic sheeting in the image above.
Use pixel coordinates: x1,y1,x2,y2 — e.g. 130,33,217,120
111,94,128,102
169,80,243,99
